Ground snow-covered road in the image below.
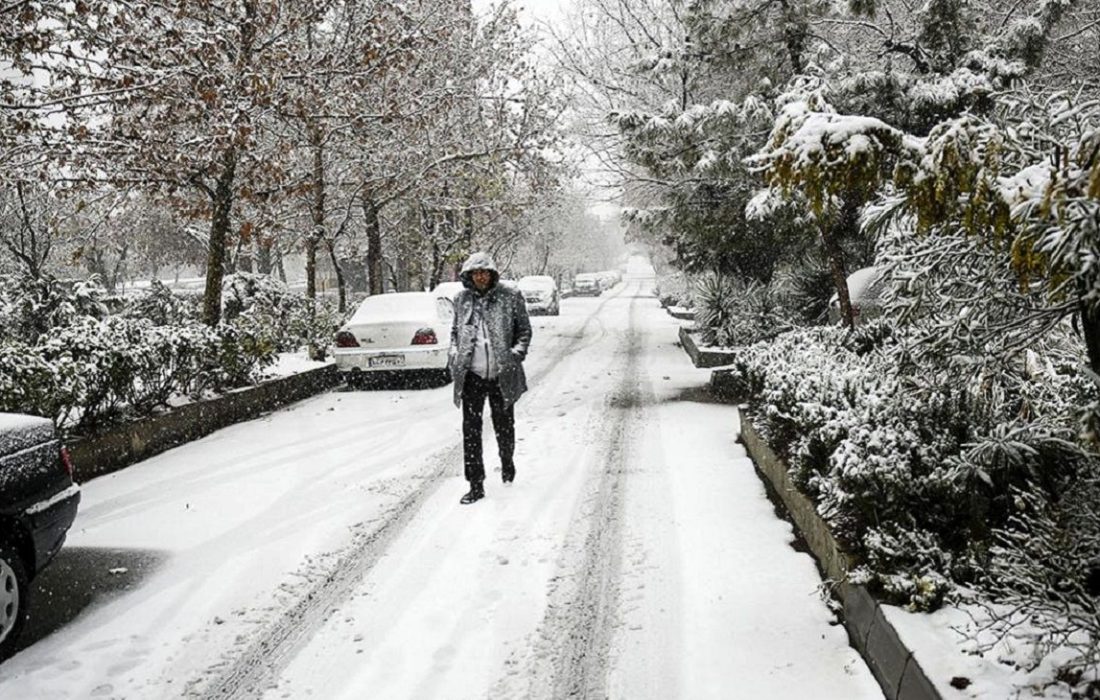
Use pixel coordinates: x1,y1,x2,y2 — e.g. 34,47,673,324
0,276,882,699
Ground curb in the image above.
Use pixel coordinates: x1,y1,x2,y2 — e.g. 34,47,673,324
69,365,341,481
737,415,943,700
667,306,695,321
678,325,739,369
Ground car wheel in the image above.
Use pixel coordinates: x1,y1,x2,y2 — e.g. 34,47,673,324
0,540,29,661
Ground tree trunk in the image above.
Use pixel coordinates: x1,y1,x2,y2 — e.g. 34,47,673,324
430,240,444,290
396,253,409,291
1078,284,1100,376
274,247,286,283
363,191,383,295
109,242,129,293
326,238,347,313
779,0,807,74
821,195,860,329
236,233,253,273
306,127,326,302
202,146,238,326
257,237,272,275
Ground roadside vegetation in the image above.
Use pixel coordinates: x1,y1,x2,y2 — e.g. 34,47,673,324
557,0,1100,690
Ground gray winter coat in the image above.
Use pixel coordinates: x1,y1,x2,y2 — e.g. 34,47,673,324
448,252,532,408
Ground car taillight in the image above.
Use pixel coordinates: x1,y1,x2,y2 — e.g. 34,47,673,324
335,331,360,347
411,328,438,345
60,446,74,478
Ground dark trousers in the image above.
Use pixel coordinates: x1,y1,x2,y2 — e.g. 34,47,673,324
462,372,515,483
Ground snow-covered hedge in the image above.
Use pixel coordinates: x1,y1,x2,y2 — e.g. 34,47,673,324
0,272,347,434
722,321,1099,618
222,272,344,358
654,270,693,309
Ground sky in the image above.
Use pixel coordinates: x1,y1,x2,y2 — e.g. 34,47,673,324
472,0,573,26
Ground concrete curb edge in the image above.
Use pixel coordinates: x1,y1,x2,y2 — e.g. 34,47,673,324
736,415,944,700
678,325,739,369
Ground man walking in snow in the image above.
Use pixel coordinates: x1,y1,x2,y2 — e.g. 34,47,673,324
448,252,532,505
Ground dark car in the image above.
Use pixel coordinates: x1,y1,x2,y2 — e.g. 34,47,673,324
571,273,602,297
0,413,81,661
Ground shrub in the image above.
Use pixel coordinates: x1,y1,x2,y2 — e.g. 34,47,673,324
654,270,693,308
0,273,108,342
980,483,1100,683
222,272,344,357
694,273,799,347
122,279,197,326
0,273,279,434
721,323,1099,612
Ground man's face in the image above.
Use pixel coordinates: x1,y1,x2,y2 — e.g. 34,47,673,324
471,269,492,291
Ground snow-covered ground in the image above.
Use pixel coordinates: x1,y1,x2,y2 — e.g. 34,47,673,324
261,350,331,379
0,274,881,699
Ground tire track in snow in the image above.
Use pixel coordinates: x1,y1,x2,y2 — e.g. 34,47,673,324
190,284,642,700
517,290,647,699
192,447,456,700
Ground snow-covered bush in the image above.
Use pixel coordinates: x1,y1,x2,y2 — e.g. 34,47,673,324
121,279,197,326
722,321,1099,612
655,270,693,308
980,482,1100,684
222,271,343,358
0,343,60,421
0,273,108,342
0,273,279,433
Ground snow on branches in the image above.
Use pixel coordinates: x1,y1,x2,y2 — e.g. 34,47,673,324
748,94,921,215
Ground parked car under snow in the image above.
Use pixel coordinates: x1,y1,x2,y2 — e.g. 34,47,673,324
828,266,889,325
334,292,454,385
0,413,81,661
430,281,465,302
518,275,560,316
571,273,602,297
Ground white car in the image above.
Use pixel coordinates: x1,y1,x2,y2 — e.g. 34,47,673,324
334,292,454,384
597,270,621,290
431,281,465,301
828,266,889,324
517,275,560,315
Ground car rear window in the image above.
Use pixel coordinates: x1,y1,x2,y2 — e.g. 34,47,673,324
0,413,55,457
350,293,440,322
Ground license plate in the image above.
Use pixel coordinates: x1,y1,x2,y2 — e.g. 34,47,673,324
368,355,406,368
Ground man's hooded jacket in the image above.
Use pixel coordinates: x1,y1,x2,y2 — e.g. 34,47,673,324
448,252,532,408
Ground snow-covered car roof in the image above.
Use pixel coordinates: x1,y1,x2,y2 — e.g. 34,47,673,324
0,412,56,457
431,281,465,299
349,292,450,323
828,266,888,305
518,276,556,289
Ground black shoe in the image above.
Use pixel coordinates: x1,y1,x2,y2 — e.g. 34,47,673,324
502,464,515,484
460,482,484,505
